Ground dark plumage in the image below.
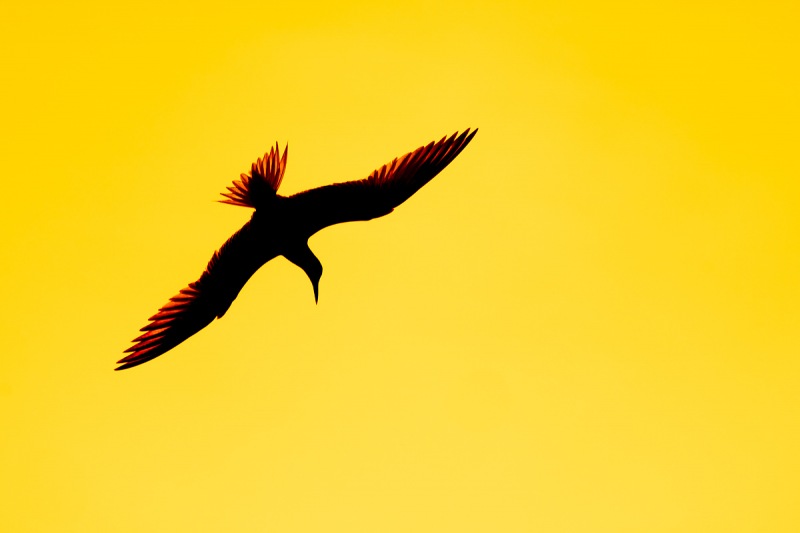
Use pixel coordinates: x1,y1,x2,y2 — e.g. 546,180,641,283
118,129,477,370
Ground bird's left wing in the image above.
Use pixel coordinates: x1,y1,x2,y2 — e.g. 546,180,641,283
118,221,273,370
287,129,477,235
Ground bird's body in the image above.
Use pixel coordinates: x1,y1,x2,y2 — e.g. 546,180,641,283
118,129,477,370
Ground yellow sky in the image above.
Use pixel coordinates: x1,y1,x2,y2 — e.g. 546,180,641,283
1,1,798,531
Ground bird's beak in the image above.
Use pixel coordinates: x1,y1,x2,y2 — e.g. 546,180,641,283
313,281,319,304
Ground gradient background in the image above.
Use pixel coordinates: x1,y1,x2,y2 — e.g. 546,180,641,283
2,1,799,531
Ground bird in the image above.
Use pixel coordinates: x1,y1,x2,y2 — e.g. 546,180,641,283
118,129,477,370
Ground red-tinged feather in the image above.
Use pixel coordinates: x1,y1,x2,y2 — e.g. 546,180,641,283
152,309,185,320
125,336,166,354
160,300,189,310
132,330,167,343
118,345,159,364
159,302,188,311
117,348,166,368
141,319,175,331
148,309,177,320
124,341,154,354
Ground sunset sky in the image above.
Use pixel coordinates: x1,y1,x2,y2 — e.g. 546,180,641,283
1,2,799,531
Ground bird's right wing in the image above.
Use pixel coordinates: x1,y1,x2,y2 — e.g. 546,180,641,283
117,221,272,370
288,129,477,235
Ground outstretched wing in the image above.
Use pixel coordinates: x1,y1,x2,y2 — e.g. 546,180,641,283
117,221,274,370
288,129,477,235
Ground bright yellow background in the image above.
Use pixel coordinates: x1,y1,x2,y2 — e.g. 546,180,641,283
2,1,798,531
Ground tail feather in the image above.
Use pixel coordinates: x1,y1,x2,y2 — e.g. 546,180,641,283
220,143,288,208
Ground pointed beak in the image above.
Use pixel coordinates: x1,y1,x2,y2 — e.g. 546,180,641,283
313,281,319,304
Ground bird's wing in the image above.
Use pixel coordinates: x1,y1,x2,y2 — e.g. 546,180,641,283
220,143,288,208
118,221,272,370
288,129,477,235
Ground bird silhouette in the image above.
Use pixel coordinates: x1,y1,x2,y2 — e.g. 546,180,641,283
118,129,477,370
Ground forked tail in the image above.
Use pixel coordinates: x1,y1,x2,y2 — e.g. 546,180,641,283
220,143,288,208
